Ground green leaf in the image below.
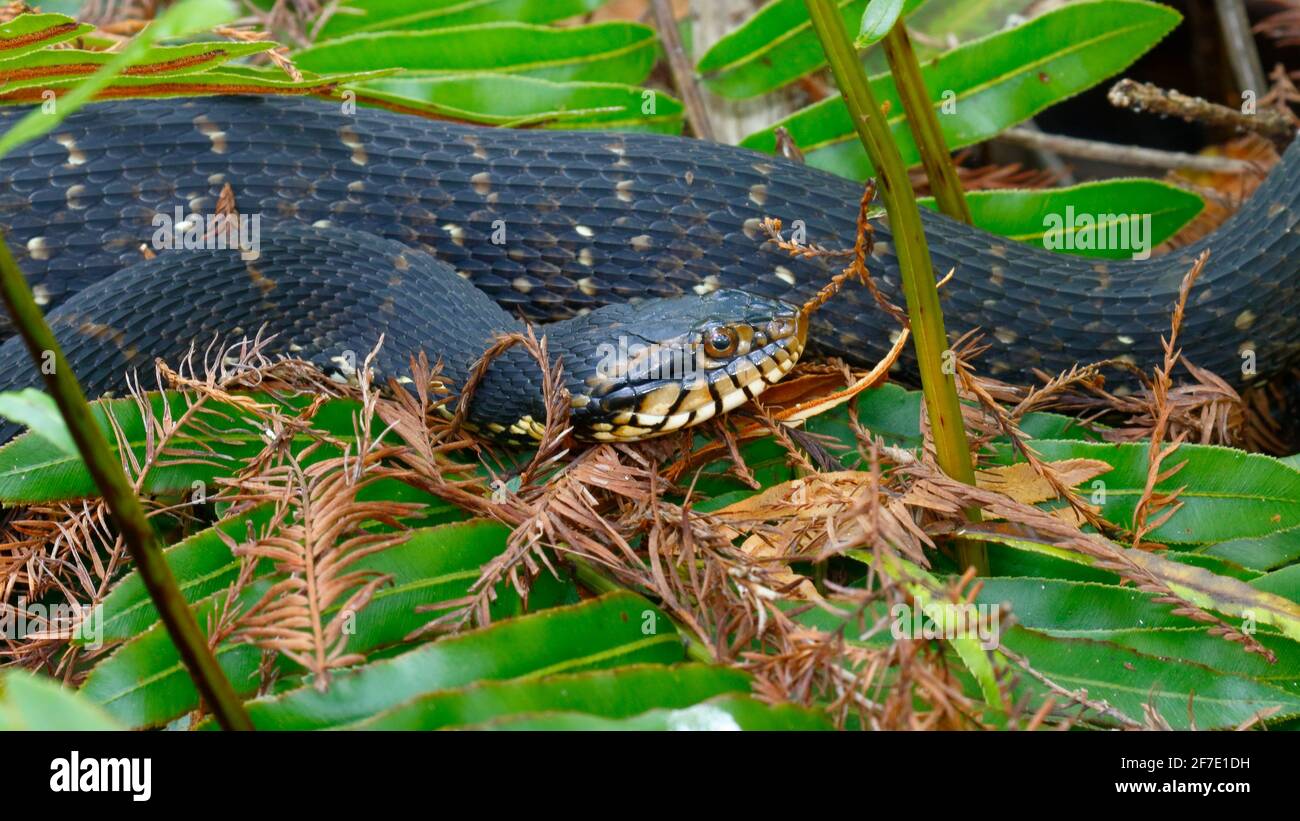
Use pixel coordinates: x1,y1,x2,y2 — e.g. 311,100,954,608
230,591,683,729
91,501,480,646
690,382,1098,498
317,0,612,40
473,694,833,730
0,41,275,90
293,22,658,86
855,0,924,48
81,580,272,728
0,392,360,503
965,529,1300,644
0,14,93,61
917,180,1204,260
696,0,869,100
976,576,1201,635
0,66,394,103
1023,440,1300,545
0,670,123,730
82,520,577,728
977,558,1300,691
806,381,1095,459
1198,525,1300,571
1252,563,1300,604
0,0,239,158
349,663,752,729
846,550,1003,711
0,388,75,455
1003,626,1300,729
357,73,682,132
742,0,1182,180
1104,629,1300,693
907,0,1034,44
89,508,275,643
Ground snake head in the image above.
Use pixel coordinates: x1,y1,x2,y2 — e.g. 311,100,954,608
566,289,809,442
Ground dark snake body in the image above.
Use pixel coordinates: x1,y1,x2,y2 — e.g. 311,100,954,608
0,95,1296,404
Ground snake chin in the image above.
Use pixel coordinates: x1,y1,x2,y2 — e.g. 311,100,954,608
566,289,808,442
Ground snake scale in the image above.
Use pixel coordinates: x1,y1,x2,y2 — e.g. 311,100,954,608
0,95,1295,441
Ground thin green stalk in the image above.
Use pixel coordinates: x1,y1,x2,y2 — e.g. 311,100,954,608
881,22,971,224
804,0,985,573
0,232,252,731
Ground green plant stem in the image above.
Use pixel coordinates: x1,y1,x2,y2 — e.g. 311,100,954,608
880,22,971,224
804,0,985,574
0,231,252,731
569,556,715,664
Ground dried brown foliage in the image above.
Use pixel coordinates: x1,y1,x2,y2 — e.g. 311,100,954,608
1256,1,1300,47
0,193,1282,729
219,450,420,689
909,149,1060,197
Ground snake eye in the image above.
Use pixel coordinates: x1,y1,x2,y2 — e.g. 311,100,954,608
703,325,738,358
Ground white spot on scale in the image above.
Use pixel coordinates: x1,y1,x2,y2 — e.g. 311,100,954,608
575,225,595,238
693,275,721,295
192,116,226,155
338,127,366,166
27,236,50,260
54,134,86,165
330,354,356,375
774,265,796,286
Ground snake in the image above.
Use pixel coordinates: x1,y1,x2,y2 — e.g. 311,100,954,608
0,95,1295,444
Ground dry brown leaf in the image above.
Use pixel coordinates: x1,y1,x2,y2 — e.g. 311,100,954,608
975,458,1112,505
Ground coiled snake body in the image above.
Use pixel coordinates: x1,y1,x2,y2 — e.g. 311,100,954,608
0,96,1295,441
